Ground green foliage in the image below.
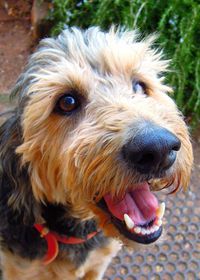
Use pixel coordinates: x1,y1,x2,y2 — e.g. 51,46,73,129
48,0,200,126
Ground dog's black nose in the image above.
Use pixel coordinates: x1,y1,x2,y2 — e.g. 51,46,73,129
122,124,181,174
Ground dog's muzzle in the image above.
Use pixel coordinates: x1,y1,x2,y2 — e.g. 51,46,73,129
97,122,181,244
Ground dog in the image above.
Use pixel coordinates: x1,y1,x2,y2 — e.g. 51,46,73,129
0,27,193,280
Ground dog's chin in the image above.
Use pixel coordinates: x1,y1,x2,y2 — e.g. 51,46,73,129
96,181,164,245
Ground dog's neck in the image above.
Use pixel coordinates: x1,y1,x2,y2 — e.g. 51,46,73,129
34,203,100,265
41,202,99,238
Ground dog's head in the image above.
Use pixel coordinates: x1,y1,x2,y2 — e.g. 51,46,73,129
0,27,193,244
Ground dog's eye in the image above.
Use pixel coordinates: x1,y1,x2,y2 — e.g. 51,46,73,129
132,81,147,96
55,94,80,114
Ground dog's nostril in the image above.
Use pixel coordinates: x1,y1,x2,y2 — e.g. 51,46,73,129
170,137,181,152
172,142,181,151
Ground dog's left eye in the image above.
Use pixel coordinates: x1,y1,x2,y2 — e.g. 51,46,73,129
132,81,147,96
55,94,80,114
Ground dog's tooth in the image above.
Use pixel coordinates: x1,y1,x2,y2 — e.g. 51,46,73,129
141,228,146,235
154,225,159,232
156,202,165,219
134,227,141,234
146,229,151,235
156,219,162,227
124,214,134,230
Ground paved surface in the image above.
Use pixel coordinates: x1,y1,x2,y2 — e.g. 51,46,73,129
0,0,33,93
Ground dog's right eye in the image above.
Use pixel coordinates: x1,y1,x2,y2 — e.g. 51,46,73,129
55,94,80,115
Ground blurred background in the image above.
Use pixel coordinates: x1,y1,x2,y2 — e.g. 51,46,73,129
0,1,199,279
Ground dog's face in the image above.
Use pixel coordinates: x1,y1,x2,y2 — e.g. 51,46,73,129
15,28,193,245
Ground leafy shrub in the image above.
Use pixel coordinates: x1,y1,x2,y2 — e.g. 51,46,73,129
48,0,200,126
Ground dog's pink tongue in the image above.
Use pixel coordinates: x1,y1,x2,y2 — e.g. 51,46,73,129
104,183,158,225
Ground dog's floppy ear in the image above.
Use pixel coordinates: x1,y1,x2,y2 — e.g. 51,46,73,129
0,112,41,224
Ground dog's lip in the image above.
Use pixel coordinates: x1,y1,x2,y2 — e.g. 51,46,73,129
97,182,165,244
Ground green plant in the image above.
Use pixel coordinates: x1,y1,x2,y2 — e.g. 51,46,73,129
48,0,200,127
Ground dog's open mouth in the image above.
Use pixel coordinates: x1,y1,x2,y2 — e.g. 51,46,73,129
97,182,165,244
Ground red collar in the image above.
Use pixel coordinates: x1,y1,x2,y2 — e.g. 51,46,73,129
34,223,98,265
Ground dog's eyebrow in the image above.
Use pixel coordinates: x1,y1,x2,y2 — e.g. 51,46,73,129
22,63,92,101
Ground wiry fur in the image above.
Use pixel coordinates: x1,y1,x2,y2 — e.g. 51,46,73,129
0,27,193,279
